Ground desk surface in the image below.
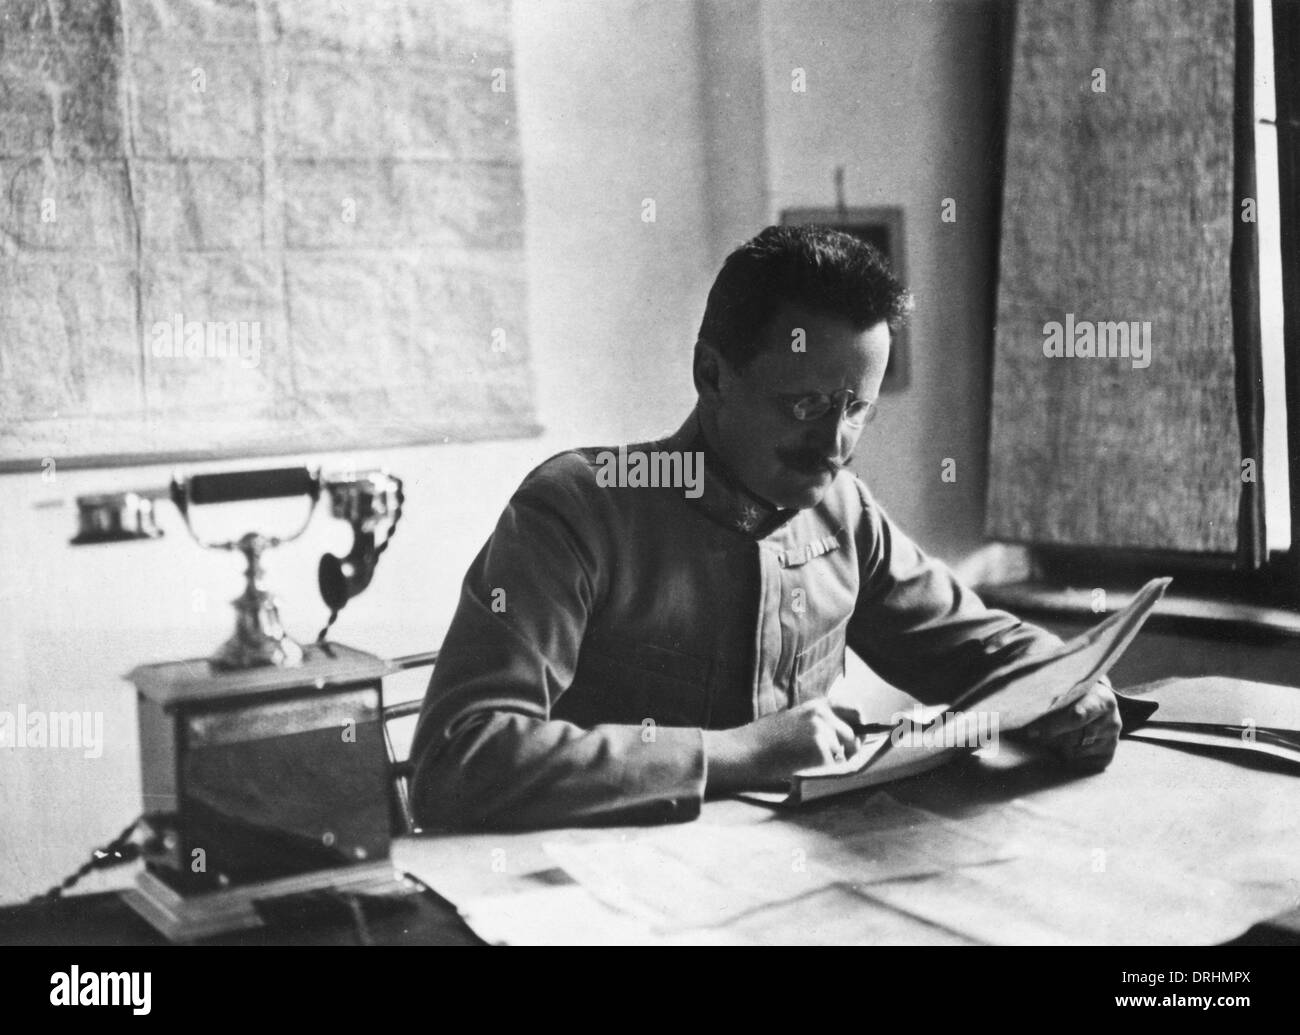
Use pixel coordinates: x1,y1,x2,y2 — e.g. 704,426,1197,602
392,712,1300,945
4,679,1299,946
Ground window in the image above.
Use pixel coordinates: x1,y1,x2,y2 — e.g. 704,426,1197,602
985,0,1300,607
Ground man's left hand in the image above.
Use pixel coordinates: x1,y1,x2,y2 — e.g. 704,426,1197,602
1018,681,1122,770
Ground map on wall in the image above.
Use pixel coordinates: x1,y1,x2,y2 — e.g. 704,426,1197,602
0,0,538,472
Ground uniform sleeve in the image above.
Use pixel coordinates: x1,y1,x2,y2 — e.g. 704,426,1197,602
408,455,706,830
846,480,1067,707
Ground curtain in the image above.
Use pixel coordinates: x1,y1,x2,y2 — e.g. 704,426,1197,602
986,0,1256,557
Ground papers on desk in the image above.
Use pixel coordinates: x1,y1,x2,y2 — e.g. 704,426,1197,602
397,748,1300,945
430,794,1018,944
417,786,1275,946
396,691,1300,945
457,885,740,946
544,793,1014,934
856,797,1273,946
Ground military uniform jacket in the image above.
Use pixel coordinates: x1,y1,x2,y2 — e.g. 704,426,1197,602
410,409,1062,829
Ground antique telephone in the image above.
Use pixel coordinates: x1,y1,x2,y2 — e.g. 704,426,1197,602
72,465,404,669
60,465,416,939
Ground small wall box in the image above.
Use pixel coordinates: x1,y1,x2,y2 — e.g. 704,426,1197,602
781,206,909,391
123,643,401,939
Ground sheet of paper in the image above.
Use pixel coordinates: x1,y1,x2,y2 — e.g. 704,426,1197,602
542,793,1017,934
852,798,1282,946
457,884,742,946
717,883,977,946
947,575,1172,730
542,830,832,932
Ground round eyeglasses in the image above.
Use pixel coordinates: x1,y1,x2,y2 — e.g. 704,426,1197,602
778,388,877,428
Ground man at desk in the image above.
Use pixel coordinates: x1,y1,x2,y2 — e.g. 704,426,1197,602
410,225,1120,829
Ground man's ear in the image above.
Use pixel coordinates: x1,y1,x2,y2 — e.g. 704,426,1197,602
693,339,724,405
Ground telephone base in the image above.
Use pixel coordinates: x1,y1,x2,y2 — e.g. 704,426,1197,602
123,861,410,942
209,623,304,670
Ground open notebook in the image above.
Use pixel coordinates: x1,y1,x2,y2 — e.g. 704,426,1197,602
743,576,1172,806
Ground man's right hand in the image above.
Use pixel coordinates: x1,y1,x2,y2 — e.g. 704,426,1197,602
702,698,861,791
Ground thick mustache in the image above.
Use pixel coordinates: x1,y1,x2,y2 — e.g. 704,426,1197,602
780,450,852,473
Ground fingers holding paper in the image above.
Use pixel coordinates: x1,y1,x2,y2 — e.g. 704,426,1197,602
1019,680,1122,770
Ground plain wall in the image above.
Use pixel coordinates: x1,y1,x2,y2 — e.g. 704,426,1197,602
759,0,1006,560
0,0,1006,904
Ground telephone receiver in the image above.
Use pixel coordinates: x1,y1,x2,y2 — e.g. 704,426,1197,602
315,471,405,639
318,530,378,612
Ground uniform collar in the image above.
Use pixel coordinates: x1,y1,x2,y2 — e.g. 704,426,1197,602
660,409,799,540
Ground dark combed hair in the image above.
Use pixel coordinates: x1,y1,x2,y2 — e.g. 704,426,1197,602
697,224,913,369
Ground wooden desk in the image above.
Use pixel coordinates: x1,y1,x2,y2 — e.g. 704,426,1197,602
392,733,1300,945
3,681,1299,945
